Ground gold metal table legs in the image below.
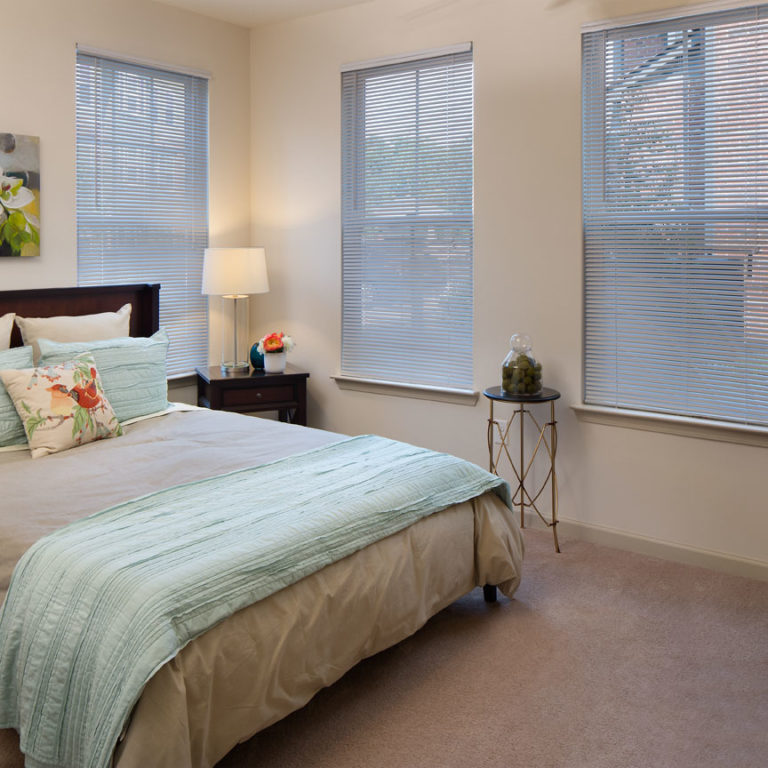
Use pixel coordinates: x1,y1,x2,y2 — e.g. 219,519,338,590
487,398,560,552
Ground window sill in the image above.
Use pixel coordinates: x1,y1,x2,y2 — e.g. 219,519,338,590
168,374,197,388
333,375,478,406
571,403,768,448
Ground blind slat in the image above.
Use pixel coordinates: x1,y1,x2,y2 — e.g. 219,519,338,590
76,52,209,376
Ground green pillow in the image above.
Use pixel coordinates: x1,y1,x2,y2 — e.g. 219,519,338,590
0,345,34,447
38,331,170,423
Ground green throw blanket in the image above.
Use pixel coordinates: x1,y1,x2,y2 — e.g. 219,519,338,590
0,435,510,768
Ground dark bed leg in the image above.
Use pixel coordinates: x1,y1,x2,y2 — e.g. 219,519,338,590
483,584,497,603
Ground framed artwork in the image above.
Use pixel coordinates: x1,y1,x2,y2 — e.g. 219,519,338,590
0,133,40,258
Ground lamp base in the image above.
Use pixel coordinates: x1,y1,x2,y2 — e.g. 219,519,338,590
220,361,250,375
218,295,251,377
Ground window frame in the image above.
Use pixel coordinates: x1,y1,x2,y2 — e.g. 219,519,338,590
582,5,768,431
75,48,210,378
338,45,476,398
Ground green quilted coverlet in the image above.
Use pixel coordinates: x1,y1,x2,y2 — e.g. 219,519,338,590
0,435,510,768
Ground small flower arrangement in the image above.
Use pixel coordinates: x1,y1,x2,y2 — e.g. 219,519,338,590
257,332,295,355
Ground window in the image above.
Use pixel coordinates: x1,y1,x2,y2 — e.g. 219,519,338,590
76,51,209,376
341,46,474,391
583,5,768,426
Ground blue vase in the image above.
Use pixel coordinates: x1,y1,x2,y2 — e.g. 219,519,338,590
250,343,265,370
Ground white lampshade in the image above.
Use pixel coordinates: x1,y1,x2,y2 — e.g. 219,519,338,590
202,247,270,297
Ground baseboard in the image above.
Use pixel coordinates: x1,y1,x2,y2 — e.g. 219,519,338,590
522,513,768,582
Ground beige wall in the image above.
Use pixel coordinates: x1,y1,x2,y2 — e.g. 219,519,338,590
0,0,251,373
2,0,764,569
249,0,768,569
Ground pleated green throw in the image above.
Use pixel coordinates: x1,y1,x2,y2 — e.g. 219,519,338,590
0,435,510,768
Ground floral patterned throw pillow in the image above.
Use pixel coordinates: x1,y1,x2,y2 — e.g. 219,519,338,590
0,355,122,458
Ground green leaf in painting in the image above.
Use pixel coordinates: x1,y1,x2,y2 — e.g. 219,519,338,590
8,211,25,230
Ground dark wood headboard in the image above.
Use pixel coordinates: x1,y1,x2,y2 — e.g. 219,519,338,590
0,284,160,347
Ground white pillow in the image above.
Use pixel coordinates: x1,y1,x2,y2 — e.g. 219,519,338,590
15,303,132,361
0,313,14,350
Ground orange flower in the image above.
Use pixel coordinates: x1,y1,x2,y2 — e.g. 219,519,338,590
257,331,294,355
262,332,284,353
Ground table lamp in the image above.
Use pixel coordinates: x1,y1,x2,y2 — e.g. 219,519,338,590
202,247,269,374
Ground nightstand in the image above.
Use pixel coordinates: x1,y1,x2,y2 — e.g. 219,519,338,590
196,365,309,425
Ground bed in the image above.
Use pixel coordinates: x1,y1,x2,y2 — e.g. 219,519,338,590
0,285,524,768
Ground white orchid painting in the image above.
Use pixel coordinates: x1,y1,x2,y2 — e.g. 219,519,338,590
0,133,40,258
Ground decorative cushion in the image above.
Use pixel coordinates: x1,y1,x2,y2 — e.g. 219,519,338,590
38,330,170,422
0,345,34,447
0,313,14,350
0,355,122,458
15,303,132,361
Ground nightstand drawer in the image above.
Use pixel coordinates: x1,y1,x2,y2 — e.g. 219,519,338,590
221,384,295,408
196,365,309,425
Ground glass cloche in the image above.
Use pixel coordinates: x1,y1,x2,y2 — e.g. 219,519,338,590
501,333,542,395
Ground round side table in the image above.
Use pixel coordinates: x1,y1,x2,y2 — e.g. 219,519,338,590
483,386,561,553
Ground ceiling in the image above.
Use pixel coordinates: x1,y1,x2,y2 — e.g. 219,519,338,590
154,0,373,27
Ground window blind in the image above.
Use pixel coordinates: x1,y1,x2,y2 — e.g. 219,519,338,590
341,49,474,390
76,51,209,377
583,5,768,426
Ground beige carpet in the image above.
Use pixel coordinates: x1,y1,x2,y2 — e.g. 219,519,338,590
217,530,768,768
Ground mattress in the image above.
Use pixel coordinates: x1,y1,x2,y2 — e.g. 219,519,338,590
0,409,523,767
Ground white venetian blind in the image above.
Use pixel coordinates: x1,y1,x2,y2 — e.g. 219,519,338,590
76,51,209,376
583,5,768,426
341,48,474,390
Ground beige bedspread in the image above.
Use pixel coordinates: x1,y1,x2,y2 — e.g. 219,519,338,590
0,410,523,767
